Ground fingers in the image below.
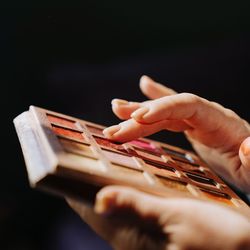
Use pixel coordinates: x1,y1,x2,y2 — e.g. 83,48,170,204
94,186,174,221
112,89,217,135
131,93,199,124
111,75,176,120
107,94,214,141
130,93,225,131
106,92,243,146
66,186,178,242
103,118,191,142
111,99,141,120
107,91,249,153
139,75,177,99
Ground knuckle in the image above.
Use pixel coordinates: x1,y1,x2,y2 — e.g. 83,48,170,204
180,92,200,104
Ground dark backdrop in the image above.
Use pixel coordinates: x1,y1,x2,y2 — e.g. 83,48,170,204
1,4,250,250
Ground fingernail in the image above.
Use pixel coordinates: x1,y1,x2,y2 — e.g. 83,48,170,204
94,191,113,215
94,192,107,214
241,137,250,156
140,75,151,83
131,107,149,119
103,125,121,137
111,99,129,106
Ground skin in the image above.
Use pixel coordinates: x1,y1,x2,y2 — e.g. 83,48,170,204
67,186,250,250
67,76,250,250
104,75,250,193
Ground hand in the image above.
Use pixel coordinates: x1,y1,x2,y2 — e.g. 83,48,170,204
103,76,250,193
67,186,250,250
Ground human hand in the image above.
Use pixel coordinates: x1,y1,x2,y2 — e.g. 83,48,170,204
67,186,250,250
103,76,250,193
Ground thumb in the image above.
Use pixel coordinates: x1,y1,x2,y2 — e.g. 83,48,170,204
94,186,176,222
239,137,250,170
139,75,177,100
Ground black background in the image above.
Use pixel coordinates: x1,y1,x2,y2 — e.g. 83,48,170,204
1,3,250,250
